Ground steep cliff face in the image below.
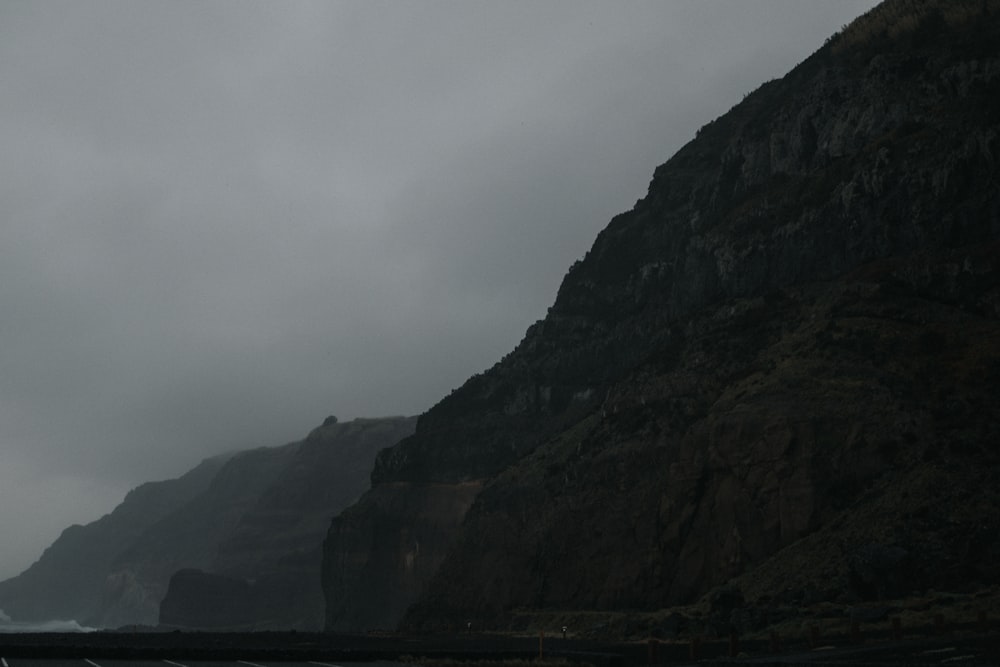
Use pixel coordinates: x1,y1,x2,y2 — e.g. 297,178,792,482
0,416,414,629
158,569,259,629
0,453,229,624
322,480,482,631
95,441,301,627
323,0,1000,631
159,416,417,630
406,272,1000,627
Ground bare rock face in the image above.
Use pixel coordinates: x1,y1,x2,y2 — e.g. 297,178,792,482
98,441,301,627
322,481,482,632
153,416,416,631
0,453,230,625
0,416,415,630
159,570,257,629
404,274,1000,627
323,0,1000,631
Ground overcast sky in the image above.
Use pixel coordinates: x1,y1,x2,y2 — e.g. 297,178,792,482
0,0,879,582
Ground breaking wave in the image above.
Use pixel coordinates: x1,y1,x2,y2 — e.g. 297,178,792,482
0,611,97,633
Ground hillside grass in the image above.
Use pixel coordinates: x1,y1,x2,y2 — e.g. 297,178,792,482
830,0,1000,55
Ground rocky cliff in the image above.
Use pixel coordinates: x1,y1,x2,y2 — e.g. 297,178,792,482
160,416,416,630
97,440,301,627
322,0,1000,632
0,415,415,629
0,452,229,625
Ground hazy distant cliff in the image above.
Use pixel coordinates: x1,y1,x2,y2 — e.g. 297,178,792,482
160,416,416,630
0,453,229,625
0,415,415,629
323,0,1000,632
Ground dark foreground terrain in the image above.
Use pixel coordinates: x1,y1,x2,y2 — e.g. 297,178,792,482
3,627,1000,666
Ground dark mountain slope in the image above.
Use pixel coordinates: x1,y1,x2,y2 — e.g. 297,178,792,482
407,271,1000,626
0,416,415,630
214,417,418,579
92,440,301,627
0,452,230,624
323,0,1000,632
159,416,417,630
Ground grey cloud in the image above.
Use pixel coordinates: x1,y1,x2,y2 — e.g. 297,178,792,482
0,0,879,580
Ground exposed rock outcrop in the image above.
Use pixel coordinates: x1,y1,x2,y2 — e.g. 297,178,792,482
159,569,258,629
0,453,230,625
322,0,1000,631
322,480,483,632
0,416,415,629
160,416,417,630
98,440,301,627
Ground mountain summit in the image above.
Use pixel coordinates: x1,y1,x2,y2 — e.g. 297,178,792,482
323,0,1000,633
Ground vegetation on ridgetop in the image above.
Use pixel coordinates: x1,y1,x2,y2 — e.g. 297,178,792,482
828,0,1000,56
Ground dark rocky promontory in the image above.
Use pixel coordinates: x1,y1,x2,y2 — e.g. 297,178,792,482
323,0,1000,632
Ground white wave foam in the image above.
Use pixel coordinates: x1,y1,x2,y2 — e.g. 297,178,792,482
0,617,97,633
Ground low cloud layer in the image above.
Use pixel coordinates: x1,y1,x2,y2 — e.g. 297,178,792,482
0,1,877,580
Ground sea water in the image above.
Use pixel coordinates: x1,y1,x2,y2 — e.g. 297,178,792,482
0,610,96,633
